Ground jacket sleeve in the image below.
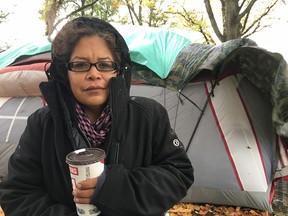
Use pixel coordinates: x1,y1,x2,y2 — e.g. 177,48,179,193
92,100,194,216
0,110,77,216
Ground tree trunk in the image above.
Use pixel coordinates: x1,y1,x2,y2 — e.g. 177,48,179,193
223,0,241,40
45,1,58,37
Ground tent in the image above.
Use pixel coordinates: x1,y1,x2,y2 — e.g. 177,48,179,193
130,39,288,212
0,27,287,213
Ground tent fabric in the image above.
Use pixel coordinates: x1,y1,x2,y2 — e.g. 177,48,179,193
0,38,51,69
130,75,278,212
166,38,257,90
273,178,288,209
0,26,192,79
0,62,48,97
0,97,46,178
207,75,270,192
131,38,288,143
116,25,191,79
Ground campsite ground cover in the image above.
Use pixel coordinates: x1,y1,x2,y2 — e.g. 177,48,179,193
168,201,287,216
168,203,271,215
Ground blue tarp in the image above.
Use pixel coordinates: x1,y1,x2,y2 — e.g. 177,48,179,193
0,38,51,69
0,26,192,79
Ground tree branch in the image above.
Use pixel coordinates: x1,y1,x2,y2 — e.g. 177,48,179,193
242,0,279,36
48,0,99,40
239,0,257,19
204,0,224,42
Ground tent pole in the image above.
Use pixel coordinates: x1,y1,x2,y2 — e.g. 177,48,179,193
185,80,218,152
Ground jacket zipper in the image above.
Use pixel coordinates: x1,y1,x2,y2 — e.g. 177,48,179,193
108,78,122,165
114,142,120,164
75,125,92,148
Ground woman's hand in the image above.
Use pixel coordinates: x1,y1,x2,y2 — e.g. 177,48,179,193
72,178,97,204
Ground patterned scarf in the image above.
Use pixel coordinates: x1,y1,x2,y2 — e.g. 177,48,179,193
75,103,112,147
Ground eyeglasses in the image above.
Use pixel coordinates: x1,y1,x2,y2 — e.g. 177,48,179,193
66,61,119,72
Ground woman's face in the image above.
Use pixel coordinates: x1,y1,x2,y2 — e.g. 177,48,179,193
68,35,117,115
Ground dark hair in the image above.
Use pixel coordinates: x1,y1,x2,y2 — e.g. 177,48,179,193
51,17,124,81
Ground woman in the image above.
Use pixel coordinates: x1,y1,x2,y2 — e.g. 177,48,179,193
0,17,194,216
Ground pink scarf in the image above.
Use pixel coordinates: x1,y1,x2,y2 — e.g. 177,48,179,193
75,103,111,147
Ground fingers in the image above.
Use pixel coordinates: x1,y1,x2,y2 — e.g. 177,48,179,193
73,189,94,204
77,178,97,190
73,178,98,204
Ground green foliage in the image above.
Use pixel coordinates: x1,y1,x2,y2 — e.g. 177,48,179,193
40,0,120,36
68,0,120,22
120,0,176,27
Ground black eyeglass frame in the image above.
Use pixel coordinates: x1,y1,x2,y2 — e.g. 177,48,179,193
65,61,120,72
